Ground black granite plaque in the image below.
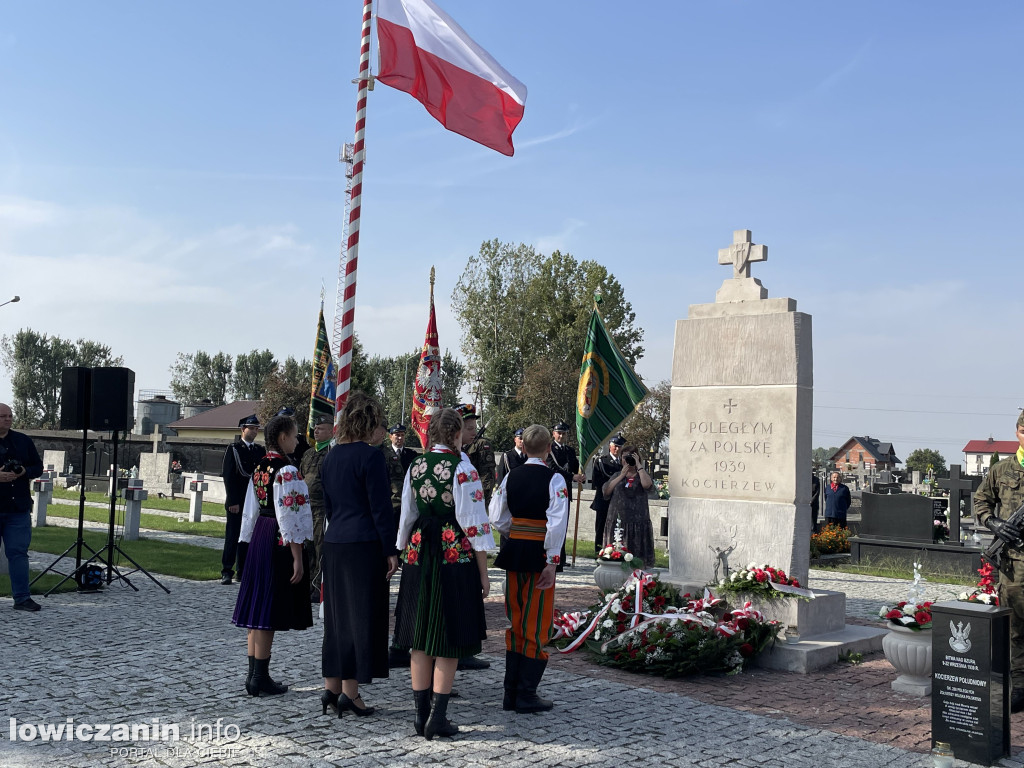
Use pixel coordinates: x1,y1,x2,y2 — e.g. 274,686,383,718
932,601,1010,765
860,492,934,543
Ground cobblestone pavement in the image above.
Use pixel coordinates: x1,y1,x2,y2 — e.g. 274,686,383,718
0,556,1013,768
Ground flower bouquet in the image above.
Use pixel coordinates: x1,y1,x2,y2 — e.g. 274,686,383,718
713,562,802,600
878,600,934,630
933,518,949,542
958,560,999,606
598,524,644,570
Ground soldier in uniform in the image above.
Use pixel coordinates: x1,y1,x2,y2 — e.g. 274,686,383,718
548,421,585,569
496,428,527,485
381,424,418,525
974,410,1024,712
220,415,266,585
589,435,624,555
457,404,496,505
300,414,334,603
453,403,495,671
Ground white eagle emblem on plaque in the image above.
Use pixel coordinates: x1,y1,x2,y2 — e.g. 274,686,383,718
949,620,972,654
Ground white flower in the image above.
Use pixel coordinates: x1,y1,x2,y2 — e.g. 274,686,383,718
747,562,757,571
603,619,613,629
958,592,970,600
624,553,633,562
730,573,739,582
746,573,755,581
610,600,622,613
902,604,916,617
432,463,452,481
594,630,601,640
441,491,453,504
411,460,427,479
605,593,615,603
878,606,890,618
719,579,726,586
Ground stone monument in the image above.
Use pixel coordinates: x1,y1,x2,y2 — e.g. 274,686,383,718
669,229,812,586
667,229,885,672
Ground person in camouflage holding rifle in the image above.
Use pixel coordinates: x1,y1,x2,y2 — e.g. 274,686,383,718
974,410,1024,712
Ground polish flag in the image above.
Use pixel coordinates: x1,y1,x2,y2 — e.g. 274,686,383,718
376,0,527,156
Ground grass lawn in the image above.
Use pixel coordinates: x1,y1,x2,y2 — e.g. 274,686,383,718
811,558,976,587
0,570,80,598
46,504,226,538
24,526,222,581
50,486,223,515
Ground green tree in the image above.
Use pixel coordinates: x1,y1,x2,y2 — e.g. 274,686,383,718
169,351,233,405
258,355,312,427
0,329,123,428
905,448,948,478
991,451,1001,467
619,380,671,463
453,239,643,451
504,356,579,450
232,349,277,400
812,446,839,471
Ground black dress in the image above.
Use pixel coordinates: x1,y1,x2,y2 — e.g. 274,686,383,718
603,476,655,569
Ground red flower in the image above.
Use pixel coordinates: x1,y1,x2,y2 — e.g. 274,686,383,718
739,643,755,657
551,555,560,565
736,617,750,631
465,526,479,537
282,495,294,507
791,579,800,588
444,549,459,563
407,550,418,564
722,612,733,621
461,538,472,551
885,609,903,620
441,529,456,543
295,494,306,505
411,531,421,544
457,472,468,484
472,489,484,502
256,487,267,500
754,570,769,583
281,471,293,482
470,470,479,481
915,611,931,625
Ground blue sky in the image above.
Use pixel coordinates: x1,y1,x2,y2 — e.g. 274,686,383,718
1,1,1022,463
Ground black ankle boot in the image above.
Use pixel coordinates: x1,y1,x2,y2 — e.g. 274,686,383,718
423,692,458,740
413,688,431,736
247,657,288,697
515,656,553,713
503,651,521,711
246,655,255,691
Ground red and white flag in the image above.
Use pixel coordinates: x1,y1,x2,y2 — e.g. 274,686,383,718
376,0,527,156
410,276,442,449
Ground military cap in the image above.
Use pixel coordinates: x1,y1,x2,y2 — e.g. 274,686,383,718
514,428,525,437
312,414,334,426
238,415,260,429
456,403,479,420
276,406,296,417
610,435,626,447
552,421,571,432
389,424,407,434
1018,410,1024,429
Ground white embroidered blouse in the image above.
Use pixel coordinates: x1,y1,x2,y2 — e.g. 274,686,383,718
239,463,314,545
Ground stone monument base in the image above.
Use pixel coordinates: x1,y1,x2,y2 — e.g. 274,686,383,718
753,624,888,674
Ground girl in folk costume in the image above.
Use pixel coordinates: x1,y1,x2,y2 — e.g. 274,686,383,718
232,414,314,696
393,408,496,739
488,424,569,714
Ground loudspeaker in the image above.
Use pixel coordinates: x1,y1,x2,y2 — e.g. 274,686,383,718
89,367,135,431
60,367,92,430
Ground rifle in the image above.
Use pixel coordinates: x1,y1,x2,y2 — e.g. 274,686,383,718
983,499,1024,574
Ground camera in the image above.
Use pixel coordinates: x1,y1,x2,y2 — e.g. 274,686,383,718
1,458,23,474
624,454,636,467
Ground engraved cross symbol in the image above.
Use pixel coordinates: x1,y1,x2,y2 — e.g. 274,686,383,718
724,398,738,414
718,229,768,279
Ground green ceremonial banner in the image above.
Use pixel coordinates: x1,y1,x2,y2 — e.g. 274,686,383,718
307,307,336,439
575,307,649,467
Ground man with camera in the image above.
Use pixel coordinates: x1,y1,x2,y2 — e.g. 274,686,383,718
975,410,1024,712
0,403,44,612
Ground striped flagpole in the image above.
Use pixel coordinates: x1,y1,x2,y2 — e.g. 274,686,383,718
336,0,373,410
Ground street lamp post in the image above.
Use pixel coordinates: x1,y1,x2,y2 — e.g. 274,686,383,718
0,296,20,309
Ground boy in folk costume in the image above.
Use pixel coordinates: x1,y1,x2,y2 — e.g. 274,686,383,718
488,424,569,713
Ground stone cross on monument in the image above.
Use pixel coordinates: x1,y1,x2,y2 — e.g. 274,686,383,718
938,464,981,540
718,229,767,279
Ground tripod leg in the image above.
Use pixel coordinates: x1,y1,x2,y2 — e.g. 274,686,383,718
110,545,170,594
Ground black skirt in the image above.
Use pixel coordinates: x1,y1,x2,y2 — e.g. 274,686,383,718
321,540,390,683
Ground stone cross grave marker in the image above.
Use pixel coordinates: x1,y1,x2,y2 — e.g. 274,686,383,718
938,464,982,540
31,467,54,527
123,478,148,540
188,473,208,523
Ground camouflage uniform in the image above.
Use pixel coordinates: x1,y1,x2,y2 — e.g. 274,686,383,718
974,428,1024,690
465,436,496,506
299,442,330,595
380,443,407,522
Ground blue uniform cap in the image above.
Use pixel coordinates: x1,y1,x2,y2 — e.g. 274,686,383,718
276,407,296,417
389,424,407,434
610,435,626,446
552,421,571,432
514,428,524,437
238,415,260,429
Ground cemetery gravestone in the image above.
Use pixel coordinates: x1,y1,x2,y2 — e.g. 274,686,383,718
939,464,983,538
31,471,54,528
932,600,1010,766
42,450,66,476
123,478,148,541
188,473,208,523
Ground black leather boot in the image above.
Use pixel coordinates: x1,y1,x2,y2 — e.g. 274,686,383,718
423,692,458,740
246,656,288,697
515,656,553,713
246,655,255,691
413,688,431,736
503,651,521,711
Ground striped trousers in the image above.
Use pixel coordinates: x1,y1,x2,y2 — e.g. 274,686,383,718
504,570,555,660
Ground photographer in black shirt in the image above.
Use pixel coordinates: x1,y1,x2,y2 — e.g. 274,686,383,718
0,403,44,611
